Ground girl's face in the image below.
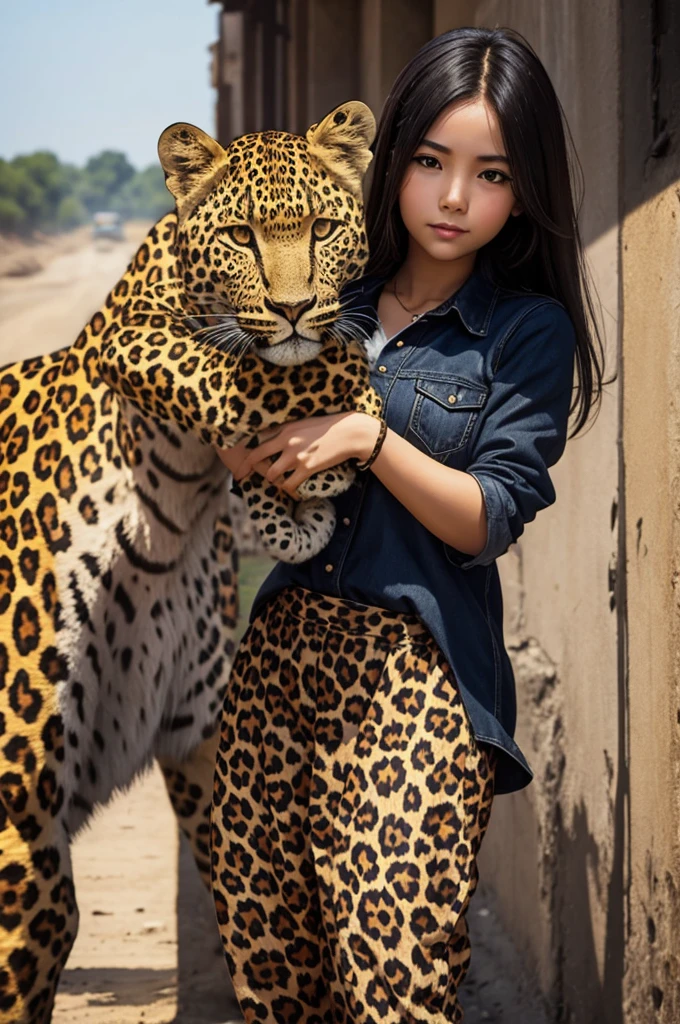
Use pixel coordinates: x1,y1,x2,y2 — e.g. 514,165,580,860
398,97,522,264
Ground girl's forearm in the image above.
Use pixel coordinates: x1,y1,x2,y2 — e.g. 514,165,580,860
367,423,488,556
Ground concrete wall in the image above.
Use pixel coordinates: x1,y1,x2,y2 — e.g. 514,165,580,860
358,0,433,116
619,4,680,1020
620,176,680,1024
306,0,361,124
288,0,432,133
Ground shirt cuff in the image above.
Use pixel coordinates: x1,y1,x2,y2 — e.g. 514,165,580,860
444,471,515,570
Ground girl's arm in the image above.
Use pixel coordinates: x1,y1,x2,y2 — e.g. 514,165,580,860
369,425,488,555
222,412,488,557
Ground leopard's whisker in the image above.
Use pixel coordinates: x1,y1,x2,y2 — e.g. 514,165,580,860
332,318,374,345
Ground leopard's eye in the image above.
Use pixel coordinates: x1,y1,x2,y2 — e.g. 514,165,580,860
226,224,253,246
312,218,339,241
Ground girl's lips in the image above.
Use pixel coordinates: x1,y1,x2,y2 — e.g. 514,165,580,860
429,224,469,238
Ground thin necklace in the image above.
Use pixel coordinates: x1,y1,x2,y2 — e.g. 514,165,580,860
390,280,450,322
390,284,424,322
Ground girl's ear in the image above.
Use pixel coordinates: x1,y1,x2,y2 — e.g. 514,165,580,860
510,200,524,217
306,101,376,197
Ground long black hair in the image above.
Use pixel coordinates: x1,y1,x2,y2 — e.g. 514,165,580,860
365,26,609,437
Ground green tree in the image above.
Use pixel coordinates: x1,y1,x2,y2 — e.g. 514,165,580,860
0,146,174,236
11,151,75,229
0,160,24,206
56,195,87,230
0,159,43,231
110,164,173,220
78,150,136,214
0,196,26,233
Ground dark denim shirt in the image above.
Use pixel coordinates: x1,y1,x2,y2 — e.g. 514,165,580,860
248,266,577,794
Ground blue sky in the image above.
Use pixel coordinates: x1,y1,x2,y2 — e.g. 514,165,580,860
1,0,219,170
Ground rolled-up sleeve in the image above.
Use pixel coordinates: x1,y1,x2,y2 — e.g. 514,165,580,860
445,301,577,570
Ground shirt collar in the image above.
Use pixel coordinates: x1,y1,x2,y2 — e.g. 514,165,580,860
342,265,500,338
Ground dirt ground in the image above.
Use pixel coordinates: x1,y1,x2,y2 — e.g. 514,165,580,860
0,225,548,1024
0,221,151,366
0,226,93,280
53,767,241,1024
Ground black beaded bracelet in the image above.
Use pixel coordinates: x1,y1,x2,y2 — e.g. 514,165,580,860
356,417,388,472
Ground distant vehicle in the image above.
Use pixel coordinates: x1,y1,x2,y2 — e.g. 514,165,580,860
92,211,124,242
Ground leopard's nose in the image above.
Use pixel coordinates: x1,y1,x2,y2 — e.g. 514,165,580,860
264,296,316,324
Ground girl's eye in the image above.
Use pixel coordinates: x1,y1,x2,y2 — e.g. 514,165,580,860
225,224,254,246
479,169,511,184
414,154,441,169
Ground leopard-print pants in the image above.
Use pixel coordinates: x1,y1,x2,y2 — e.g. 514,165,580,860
210,586,496,1024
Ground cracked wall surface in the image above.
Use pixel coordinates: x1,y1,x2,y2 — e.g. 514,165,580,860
620,179,680,1024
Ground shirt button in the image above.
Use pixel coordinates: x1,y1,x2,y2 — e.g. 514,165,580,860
342,517,351,526
396,340,404,348
324,563,334,573
448,394,457,404
378,365,387,373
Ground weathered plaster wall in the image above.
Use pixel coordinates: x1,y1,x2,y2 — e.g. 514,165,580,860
434,3,680,1021
620,178,680,1024
618,3,680,1016
358,0,433,116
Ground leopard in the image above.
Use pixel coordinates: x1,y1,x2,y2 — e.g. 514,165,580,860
0,100,381,1022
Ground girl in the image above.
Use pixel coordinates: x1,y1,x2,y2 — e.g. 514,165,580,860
213,26,605,1024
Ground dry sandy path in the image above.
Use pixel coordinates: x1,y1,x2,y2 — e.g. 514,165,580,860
0,224,149,366
0,225,547,1024
53,768,238,1024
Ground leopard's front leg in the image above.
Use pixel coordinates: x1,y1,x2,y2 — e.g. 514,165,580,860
295,461,357,501
227,379,381,563
230,430,357,562
237,474,335,563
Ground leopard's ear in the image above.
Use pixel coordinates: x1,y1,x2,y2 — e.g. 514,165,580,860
158,123,229,220
306,101,376,198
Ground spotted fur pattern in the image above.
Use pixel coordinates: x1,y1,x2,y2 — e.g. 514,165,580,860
0,101,379,1022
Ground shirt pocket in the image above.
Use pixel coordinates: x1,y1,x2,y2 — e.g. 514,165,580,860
404,375,489,460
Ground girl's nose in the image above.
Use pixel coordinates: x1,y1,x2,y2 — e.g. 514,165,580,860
440,180,468,214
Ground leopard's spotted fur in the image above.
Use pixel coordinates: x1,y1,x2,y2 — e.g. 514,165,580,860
0,101,379,1022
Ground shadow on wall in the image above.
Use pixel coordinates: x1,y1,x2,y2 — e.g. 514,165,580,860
553,797,625,1024
479,628,627,1024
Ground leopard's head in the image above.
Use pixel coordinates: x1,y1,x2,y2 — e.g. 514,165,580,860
158,101,375,367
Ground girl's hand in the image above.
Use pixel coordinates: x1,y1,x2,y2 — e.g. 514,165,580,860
219,412,380,499
215,433,276,483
